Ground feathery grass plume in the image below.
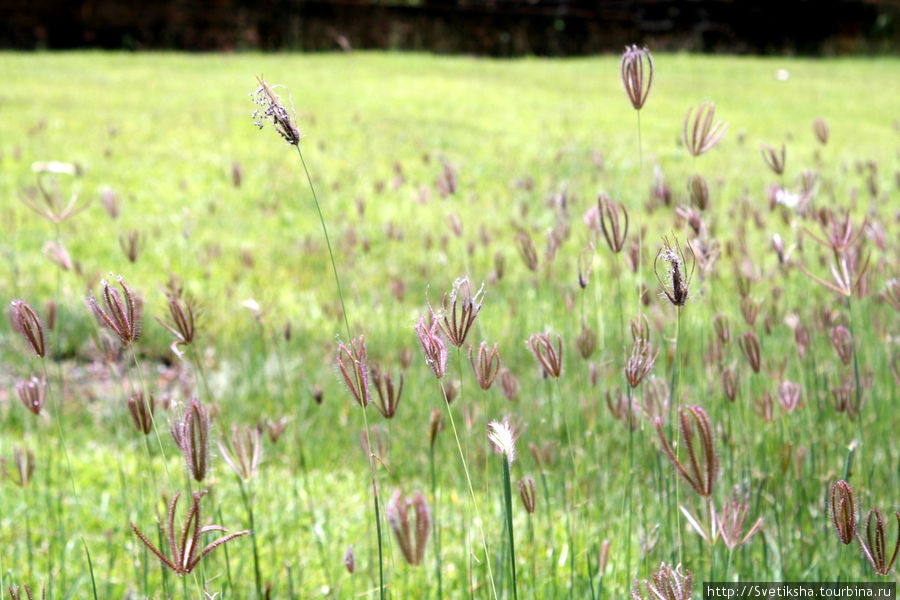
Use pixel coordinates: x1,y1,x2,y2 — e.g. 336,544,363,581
218,425,263,481
415,315,448,379
8,300,45,358
170,398,210,482
16,376,47,416
632,562,692,600
598,194,629,254
738,331,762,374
370,363,404,418
7,584,45,600
683,101,728,157
859,509,900,575
716,488,764,550
777,380,801,413
760,143,786,175
386,491,431,566
156,293,196,358
518,476,536,514
655,405,719,498
87,275,142,345
499,368,520,401
131,490,249,576
654,236,694,307
487,418,518,466
620,45,654,110
687,174,709,210
527,332,563,379
127,392,156,435
251,75,301,146
830,480,856,545
336,335,371,408
439,277,485,348
829,325,853,366
469,341,501,391
2,446,35,488
576,323,597,360
812,117,829,144
20,173,91,224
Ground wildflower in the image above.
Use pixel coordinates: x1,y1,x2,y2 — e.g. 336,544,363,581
620,45,654,110
87,276,142,345
386,491,431,566
250,75,301,146
683,101,728,157
131,491,249,575
8,300,45,358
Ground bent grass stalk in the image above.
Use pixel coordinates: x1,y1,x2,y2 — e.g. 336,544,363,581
295,144,386,600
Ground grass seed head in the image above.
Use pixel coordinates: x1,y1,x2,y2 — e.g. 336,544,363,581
218,424,263,481
620,45,654,111
760,143,786,175
859,508,900,576
127,392,156,435
386,490,431,566
655,405,719,498
87,275,143,345
251,75,301,146
598,194,629,254
337,335,371,408
370,363,404,418
469,341,501,391
527,332,563,379
518,476,536,514
16,376,47,416
683,101,728,157
830,480,856,545
487,417,518,466
738,331,762,374
8,300,45,358
2,446,35,488
813,117,829,145
170,398,211,483
632,562,692,600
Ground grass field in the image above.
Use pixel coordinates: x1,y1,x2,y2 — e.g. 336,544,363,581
0,51,899,599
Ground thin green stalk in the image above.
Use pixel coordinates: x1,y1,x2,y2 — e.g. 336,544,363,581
429,444,443,600
439,380,498,600
501,457,519,600
295,145,385,600
238,478,263,598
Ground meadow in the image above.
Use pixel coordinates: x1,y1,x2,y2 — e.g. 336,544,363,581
0,50,899,599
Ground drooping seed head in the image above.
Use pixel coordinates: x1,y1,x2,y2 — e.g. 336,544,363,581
87,275,143,345
16,376,47,416
683,101,728,157
127,392,156,435
170,398,210,483
518,476,536,514
415,315,448,380
632,562,693,600
738,331,762,374
527,332,563,379
830,480,856,545
620,45,654,111
218,424,263,481
250,75,301,146
386,490,431,566
760,143,786,175
469,341,501,391
8,300,45,358
655,405,718,498
336,335,371,408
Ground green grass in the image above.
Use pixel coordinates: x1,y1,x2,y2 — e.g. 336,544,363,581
0,51,899,598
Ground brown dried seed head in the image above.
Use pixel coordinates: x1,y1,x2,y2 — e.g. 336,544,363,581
632,562,693,600
469,341,501,391
127,392,156,435
683,101,728,157
527,332,563,379
813,117,829,145
251,75,301,146
87,276,143,345
620,45,654,111
687,174,709,210
760,143,786,175
830,480,856,545
218,424,263,481
576,323,597,360
518,476,536,514
170,399,210,483
738,331,761,374
655,406,718,498
8,300,45,358
415,315,448,380
829,325,853,366
370,363,404,418
439,277,485,348
598,194,629,254
386,490,432,566
858,508,900,576
336,336,371,407
16,376,47,416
